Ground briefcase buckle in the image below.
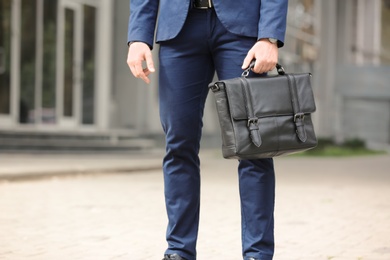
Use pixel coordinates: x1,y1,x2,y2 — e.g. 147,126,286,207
294,113,305,122
210,82,223,92
247,117,259,127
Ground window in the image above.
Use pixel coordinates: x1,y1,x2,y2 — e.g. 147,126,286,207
82,5,96,125
0,0,11,115
20,0,37,123
381,0,390,64
42,0,58,124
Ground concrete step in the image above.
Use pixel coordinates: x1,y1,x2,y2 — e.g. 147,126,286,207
0,129,154,151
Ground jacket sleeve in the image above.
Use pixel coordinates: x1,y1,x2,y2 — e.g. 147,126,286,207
127,0,159,49
258,0,288,48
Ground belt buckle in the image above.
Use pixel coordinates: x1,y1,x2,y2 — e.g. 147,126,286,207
194,0,213,9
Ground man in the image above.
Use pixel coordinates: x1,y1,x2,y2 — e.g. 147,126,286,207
127,0,288,259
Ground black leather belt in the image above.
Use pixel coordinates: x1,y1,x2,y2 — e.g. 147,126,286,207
193,0,213,9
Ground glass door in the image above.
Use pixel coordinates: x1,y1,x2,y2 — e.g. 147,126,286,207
57,1,83,127
56,1,83,127
0,0,97,129
0,0,12,118
56,0,97,127
1,0,59,126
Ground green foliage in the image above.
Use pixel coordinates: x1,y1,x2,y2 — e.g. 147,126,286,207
342,138,365,149
294,138,386,157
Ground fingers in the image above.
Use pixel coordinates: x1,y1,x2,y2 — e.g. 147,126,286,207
243,40,278,74
127,42,155,84
253,59,276,74
133,60,150,84
242,51,255,70
145,51,155,73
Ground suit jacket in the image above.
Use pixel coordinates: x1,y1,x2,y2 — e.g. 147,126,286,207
128,0,288,48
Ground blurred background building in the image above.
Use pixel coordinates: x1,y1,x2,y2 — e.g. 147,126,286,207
0,0,389,151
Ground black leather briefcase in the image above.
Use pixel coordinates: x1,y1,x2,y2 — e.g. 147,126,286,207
208,64,317,159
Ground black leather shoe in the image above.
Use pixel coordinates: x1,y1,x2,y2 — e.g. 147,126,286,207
162,254,187,260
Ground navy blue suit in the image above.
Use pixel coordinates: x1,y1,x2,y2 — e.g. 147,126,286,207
128,0,287,48
128,1,288,260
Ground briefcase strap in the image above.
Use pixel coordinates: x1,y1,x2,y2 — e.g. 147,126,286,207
287,74,308,142
239,77,262,147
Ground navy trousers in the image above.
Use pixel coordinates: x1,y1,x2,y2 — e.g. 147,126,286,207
158,8,275,260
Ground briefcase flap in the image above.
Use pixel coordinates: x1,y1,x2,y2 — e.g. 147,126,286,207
223,73,316,120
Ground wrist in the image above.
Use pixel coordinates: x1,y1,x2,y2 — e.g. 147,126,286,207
259,38,278,45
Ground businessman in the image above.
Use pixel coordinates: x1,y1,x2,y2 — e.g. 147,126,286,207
127,1,288,259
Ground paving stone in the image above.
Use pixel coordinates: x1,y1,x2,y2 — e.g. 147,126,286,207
0,152,389,259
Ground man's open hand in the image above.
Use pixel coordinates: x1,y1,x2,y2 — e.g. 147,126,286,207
127,42,155,84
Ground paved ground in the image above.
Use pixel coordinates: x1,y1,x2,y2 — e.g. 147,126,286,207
0,150,389,260
0,150,163,180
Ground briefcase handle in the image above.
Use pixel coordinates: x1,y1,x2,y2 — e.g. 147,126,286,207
242,60,286,77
